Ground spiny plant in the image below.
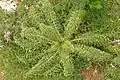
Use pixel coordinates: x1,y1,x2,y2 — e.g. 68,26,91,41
1,0,120,80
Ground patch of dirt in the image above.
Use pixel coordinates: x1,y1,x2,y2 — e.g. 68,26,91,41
81,64,101,80
0,72,4,80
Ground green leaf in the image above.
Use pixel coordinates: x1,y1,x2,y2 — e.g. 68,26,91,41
24,51,59,79
65,10,85,39
58,48,74,77
89,0,103,9
20,23,62,43
72,33,120,55
58,40,74,76
112,56,120,66
75,45,112,62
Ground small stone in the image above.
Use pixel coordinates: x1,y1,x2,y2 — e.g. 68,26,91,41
4,30,11,42
0,45,3,48
110,63,115,68
112,40,120,44
0,0,18,13
25,5,29,9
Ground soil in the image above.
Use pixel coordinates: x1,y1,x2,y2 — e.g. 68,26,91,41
0,72,4,80
81,64,101,80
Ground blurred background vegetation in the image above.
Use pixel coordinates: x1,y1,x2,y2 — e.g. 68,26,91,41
0,0,120,80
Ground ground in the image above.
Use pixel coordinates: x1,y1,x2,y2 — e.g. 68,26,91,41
0,71,4,80
81,64,101,80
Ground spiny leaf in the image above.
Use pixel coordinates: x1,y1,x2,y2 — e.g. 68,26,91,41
20,23,62,44
24,51,59,78
65,10,85,39
75,44,112,62
59,49,74,77
58,41,74,76
40,0,57,26
72,33,120,55
37,23,62,42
